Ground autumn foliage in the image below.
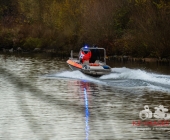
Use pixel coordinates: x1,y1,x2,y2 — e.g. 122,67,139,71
0,0,170,58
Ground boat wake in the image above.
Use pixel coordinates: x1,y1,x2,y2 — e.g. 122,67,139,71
101,67,170,84
100,67,170,92
46,70,104,84
46,67,170,93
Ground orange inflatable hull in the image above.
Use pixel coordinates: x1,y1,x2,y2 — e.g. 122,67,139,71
67,60,82,69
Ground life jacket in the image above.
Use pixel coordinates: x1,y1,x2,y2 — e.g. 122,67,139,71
79,50,91,63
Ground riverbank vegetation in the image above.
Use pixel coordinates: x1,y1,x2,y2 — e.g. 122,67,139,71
0,0,170,58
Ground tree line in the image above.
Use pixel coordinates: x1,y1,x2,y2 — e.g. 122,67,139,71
0,0,170,58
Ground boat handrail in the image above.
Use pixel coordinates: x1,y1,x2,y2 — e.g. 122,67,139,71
70,50,73,58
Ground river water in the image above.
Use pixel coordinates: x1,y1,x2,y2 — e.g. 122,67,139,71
0,53,170,140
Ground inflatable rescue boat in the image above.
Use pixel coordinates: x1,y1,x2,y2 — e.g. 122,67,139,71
66,47,111,76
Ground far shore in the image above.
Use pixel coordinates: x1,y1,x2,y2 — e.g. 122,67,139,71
107,55,170,65
0,48,170,65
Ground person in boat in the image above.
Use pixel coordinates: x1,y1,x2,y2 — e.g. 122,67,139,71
79,46,91,63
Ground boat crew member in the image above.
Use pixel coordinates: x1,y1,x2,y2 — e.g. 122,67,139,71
79,46,91,63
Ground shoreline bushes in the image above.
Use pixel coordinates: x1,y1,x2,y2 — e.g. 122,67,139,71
0,0,170,58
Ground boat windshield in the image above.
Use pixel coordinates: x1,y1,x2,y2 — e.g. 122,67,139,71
89,48,106,63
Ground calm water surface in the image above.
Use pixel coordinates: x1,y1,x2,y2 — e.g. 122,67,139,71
0,54,170,140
